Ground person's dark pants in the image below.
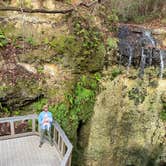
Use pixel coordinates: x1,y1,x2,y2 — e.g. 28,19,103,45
40,128,53,145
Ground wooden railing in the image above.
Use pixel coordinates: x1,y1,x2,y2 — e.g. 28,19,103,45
0,114,73,166
52,121,73,166
0,114,38,140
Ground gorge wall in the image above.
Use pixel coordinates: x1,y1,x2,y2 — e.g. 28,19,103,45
1,1,166,166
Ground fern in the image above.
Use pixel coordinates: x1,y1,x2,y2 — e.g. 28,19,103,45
0,30,8,47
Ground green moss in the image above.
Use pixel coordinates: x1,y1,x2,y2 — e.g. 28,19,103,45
111,67,122,80
0,23,19,39
0,103,10,117
71,14,106,72
49,35,81,58
25,36,37,46
128,86,147,105
32,98,48,114
0,30,8,47
47,20,106,72
159,111,166,121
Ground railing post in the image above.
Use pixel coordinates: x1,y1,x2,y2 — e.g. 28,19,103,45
61,141,66,156
68,154,72,166
10,121,15,136
58,133,61,150
32,118,36,132
53,127,57,142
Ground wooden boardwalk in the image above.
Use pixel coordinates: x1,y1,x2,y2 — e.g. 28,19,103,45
0,135,61,166
0,114,73,166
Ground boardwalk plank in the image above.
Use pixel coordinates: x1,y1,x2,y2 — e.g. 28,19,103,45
0,136,61,166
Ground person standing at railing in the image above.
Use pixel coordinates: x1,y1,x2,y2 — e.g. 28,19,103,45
38,104,54,147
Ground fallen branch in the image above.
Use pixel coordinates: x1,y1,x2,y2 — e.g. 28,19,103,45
0,6,74,14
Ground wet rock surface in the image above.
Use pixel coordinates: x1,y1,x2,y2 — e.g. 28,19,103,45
118,25,166,77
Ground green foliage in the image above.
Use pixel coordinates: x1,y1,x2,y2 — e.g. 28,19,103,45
111,67,122,80
0,30,8,47
98,6,119,31
70,78,95,121
36,66,44,74
26,36,36,46
107,37,118,49
32,98,48,114
72,15,106,57
33,73,101,142
64,74,100,140
47,15,106,72
128,87,147,105
0,86,11,116
13,110,21,116
0,85,8,91
0,103,10,116
49,35,81,56
63,74,100,141
159,111,166,121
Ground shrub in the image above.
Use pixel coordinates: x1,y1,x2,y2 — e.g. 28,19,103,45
0,30,8,47
159,111,166,121
128,86,147,105
111,67,122,79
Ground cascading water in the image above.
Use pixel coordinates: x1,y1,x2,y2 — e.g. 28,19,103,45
139,47,146,77
118,25,166,78
143,30,156,47
118,39,133,72
127,45,133,73
160,50,165,79
149,49,153,66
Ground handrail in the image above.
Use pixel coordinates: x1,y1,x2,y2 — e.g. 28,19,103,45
0,114,37,123
0,114,38,140
0,114,73,166
53,121,73,166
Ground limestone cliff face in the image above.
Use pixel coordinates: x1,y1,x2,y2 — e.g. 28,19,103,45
0,1,72,114
79,73,166,166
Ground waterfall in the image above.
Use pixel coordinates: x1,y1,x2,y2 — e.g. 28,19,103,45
160,50,164,79
144,30,156,47
119,40,133,73
149,48,153,66
139,47,146,77
118,25,166,79
127,46,133,73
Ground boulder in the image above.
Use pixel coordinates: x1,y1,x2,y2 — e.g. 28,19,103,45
80,76,165,166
